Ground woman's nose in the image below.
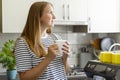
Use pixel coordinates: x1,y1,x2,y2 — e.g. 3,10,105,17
52,14,56,19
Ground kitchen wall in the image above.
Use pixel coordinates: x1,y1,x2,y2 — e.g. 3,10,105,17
0,25,120,72
0,25,92,71
53,25,94,67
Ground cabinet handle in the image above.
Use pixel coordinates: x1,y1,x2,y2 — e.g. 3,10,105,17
88,17,91,31
63,4,65,20
67,4,70,20
89,26,91,31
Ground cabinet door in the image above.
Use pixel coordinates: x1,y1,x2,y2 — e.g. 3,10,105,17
2,0,40,33
2,0,88,33
48,0,66,21
51,0,88,21
3,0,27,33
2,0,53,33
88,0,120,33
68,0,88,22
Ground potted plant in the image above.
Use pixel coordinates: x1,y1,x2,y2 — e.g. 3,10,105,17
0,40,17,80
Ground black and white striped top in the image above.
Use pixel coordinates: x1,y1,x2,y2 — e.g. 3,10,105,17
14,34,67,80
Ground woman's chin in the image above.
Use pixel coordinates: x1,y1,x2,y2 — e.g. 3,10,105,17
49,23,54,27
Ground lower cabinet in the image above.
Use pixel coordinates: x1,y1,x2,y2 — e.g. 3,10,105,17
0,75,7,80
0,73,19,80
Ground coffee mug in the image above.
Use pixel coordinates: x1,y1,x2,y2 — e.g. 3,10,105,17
55,40,67,55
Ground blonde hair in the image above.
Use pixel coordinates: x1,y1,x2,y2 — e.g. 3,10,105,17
21,2,52,57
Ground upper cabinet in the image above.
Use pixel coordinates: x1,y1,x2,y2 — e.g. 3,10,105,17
0,0,2,33
50,0,87,21
67,0,88,22
1,0,120,33
49,0,66,21
50,0,88,25
2,0,32,33
87,0,120,33
1,0,88,33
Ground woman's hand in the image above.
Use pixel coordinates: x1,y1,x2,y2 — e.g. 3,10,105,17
62,41,71,61
62,41,71,73
47,43,59,60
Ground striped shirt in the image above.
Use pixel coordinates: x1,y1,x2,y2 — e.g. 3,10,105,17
14,34,67,80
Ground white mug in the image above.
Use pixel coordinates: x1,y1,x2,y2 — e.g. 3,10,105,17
55,40,67,55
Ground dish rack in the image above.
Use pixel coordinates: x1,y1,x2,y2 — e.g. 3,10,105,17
109,43,120,52
93,43,120,59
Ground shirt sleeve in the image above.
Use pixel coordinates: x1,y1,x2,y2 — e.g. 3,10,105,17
14,39,32,72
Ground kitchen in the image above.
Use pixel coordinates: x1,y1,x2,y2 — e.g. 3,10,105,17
0,0,120,80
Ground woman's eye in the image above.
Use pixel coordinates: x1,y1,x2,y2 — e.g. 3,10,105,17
50,11,53,14
49,11,54,14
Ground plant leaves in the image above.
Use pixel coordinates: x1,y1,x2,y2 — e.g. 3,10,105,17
0,40,16,70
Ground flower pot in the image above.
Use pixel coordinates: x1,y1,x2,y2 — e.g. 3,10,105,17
7,69,17,80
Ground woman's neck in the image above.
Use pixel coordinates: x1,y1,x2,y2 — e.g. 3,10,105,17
41,27,47,38
42,32,48,37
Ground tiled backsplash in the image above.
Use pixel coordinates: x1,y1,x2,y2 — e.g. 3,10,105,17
0,26,120,71
52,26,94,66
0,26,93,71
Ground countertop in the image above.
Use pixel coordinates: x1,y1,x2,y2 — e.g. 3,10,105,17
0,72,6,75
0,72,19,80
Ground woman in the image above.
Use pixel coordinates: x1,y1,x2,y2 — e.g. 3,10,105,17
14,1,70,80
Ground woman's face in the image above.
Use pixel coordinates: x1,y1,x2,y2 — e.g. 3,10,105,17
40,4,56,28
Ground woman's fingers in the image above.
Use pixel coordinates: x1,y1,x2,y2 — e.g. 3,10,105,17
62,42,71,54
48,43,59,57
62,47,70,53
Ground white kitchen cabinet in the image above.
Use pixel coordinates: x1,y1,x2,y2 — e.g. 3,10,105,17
88,0,120,33
67,0,88,22
2,0,35,33
48,0,66,21
1,0,88,33
49,0,88,25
